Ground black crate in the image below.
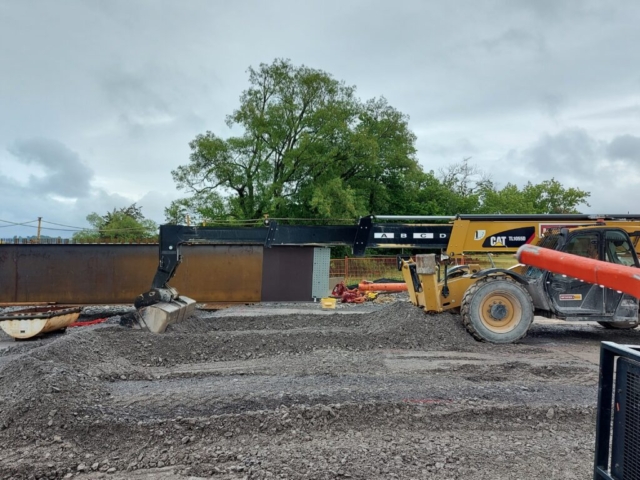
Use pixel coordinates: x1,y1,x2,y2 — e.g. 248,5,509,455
595,342,640,479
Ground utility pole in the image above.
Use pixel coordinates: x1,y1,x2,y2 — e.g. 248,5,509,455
36,217,42,242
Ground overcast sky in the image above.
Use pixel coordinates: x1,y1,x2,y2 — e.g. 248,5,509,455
1,0,640,238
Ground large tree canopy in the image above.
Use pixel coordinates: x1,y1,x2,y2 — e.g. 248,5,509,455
169,59,419,222
167,59,590,224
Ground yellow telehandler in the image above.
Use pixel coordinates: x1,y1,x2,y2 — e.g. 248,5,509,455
401,216,640,343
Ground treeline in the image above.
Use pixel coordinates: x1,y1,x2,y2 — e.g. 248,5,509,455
165,59,589,225
74,59,589,242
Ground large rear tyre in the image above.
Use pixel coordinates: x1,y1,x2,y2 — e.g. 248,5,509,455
597,321,639,330
461,276,534,344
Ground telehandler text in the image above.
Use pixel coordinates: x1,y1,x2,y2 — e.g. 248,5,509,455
489,235,527,246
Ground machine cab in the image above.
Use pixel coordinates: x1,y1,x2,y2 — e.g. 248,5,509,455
526,227,640,323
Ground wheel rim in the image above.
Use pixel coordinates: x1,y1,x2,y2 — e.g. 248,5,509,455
479,291,521,333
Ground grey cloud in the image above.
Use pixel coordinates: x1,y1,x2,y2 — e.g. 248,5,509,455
102,69,169,115
0,170,155,238
539,93,565,119
522,129,602,179
575,104,640,121
607,135,640,161
1,0,640,235
422,138,478,162
137,190,180,224
501,0,613,22
98,64,219,134
7,138,94,198
481,29,546,53
495,130,640,209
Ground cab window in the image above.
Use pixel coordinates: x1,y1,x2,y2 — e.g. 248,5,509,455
564,233,600,259
605,231,636,266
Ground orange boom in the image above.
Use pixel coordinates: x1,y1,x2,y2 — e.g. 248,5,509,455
516,244,640,299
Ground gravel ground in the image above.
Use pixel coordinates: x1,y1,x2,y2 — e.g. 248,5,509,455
1,298,638,479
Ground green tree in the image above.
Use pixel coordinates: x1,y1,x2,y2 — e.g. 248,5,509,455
73,203,158,242
164,192,227,225
477,182,536,214
522,179,591,213
438,159,590,215
168,59,420,223
477,179,590,214
437,158,491,214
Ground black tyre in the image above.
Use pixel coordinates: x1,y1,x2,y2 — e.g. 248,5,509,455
461,276,534,344
597,321,639,330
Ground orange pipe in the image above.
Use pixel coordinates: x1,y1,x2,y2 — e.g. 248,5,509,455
516,244,640,298
358,282,407,292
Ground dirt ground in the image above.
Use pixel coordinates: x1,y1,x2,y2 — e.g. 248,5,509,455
0,297,636,479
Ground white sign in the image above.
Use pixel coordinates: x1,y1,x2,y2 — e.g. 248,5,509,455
413,233,434,239
374,233,395,239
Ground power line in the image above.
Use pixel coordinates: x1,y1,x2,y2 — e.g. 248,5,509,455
0,219,39,228
40,220,86,230
0,216,357,235
0,223,84,232
0,219,158,234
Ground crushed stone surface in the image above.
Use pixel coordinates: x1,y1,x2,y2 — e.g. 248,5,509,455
0,299,638,479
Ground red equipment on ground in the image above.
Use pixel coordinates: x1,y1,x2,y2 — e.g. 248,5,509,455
331,282,367,303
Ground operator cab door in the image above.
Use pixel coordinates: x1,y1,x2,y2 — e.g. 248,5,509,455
602,230,640,319
545,229,640,320
545,232,604,316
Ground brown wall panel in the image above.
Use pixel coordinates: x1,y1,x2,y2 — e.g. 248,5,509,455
172,245,263,302
0,244,263,304
261,247,313,302
0,245,158,304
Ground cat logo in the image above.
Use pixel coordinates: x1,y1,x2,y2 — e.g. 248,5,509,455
489,236,506,247
481,227,535,248
474,230,486,241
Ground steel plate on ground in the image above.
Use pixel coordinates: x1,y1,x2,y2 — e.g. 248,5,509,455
0,306,82,339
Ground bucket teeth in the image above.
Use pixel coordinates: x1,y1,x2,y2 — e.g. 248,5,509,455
123,296,196,333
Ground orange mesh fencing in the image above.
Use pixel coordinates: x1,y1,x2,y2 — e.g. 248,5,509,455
330,256,407,284
330,254,517,285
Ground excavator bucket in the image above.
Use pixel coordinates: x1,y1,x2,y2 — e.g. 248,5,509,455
0,306,82,340
128,287,197,333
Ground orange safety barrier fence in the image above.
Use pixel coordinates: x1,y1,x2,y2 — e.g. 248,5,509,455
330,256,408,284
330,254,518,285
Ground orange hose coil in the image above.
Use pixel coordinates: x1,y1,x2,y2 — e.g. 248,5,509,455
357,282,407,292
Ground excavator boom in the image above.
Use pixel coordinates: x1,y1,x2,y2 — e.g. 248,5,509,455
132,216,457,332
